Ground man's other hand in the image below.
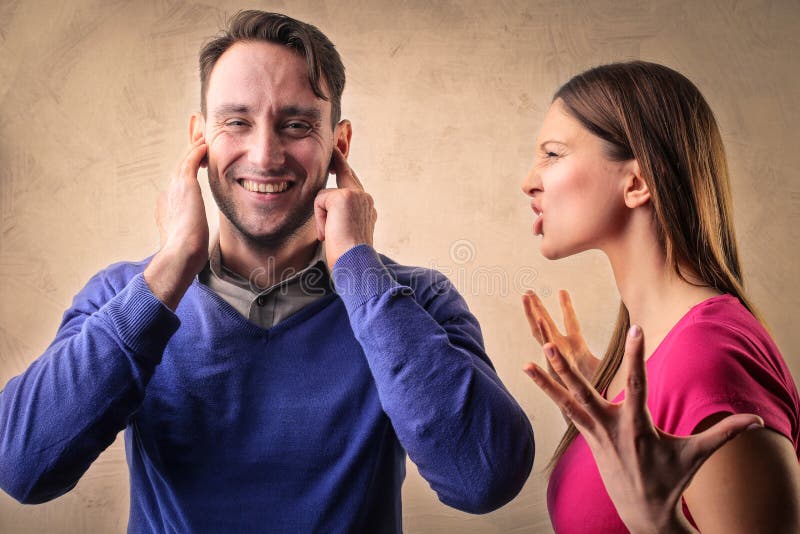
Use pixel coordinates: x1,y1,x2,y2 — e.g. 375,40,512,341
313,147,376,267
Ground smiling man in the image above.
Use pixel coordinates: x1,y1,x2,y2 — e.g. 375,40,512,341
0,11,534,532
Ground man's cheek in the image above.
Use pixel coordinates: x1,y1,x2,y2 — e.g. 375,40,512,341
204,152,224,186
205,133,233,180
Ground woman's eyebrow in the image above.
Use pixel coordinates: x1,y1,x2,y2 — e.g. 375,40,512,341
539,139,567,150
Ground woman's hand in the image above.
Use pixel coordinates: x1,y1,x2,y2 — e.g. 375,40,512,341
522,290,601,383
524,326,764,534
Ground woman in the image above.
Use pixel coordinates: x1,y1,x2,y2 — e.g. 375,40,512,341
520,61,800,533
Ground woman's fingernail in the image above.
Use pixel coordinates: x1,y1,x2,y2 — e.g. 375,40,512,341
628,325,642,338
545,346,556,359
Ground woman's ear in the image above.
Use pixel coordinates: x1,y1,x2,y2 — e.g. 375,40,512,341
189,112,205,144
624,160,651,208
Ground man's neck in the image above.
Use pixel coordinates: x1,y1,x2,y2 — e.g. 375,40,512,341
218,223,320,289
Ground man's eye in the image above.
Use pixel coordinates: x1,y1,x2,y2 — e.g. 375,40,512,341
225,120,247,127
283,122,312,137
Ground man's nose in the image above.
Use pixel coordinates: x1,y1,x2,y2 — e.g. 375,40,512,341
248,126,285,171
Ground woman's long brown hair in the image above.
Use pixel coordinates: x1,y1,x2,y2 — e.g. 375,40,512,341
547,61,764,472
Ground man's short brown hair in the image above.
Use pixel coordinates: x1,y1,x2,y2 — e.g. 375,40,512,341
199,10,346,126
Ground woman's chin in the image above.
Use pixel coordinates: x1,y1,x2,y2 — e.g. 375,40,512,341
539,240,572,261
539,243,560,260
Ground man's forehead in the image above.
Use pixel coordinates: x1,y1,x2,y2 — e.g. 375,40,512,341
206,41,330,112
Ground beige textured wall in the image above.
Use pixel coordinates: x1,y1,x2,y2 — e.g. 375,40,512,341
1,0,798,532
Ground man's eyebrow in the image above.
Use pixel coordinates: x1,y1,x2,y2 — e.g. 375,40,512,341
210,104,322,122
280,106,322,121
212,103,252,116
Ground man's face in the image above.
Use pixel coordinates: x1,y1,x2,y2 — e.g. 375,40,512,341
202,41,341,246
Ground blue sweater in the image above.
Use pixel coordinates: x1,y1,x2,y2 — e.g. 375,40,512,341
0,245,535,532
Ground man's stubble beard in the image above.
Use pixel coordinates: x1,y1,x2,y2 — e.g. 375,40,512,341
208,168,327,250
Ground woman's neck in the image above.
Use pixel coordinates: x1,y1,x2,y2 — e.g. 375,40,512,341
604,211,721,363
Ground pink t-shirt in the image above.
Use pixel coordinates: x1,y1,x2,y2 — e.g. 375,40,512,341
547,294,800,533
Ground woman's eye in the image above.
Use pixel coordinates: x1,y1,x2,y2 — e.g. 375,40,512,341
539,150,562,166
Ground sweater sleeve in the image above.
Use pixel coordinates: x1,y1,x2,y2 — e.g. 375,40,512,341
332,245,535,514
0,269,180,504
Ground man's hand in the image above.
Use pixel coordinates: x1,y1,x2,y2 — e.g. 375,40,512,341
314,147,376,267
144,137,209,310
524,326,764,534
522,290,601,384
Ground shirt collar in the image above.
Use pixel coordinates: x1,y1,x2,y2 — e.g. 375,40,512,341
206,235,329,295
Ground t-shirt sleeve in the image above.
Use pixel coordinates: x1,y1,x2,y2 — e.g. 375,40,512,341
651,319,799,445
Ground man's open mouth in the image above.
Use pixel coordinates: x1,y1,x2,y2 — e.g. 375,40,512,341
238,179,292,194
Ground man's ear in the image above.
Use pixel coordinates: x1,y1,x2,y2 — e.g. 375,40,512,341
333,119,352,159
623,160,651,208
189,112,207,167
189,112,205,143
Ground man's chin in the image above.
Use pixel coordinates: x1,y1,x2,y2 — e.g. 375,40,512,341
225,216,316,248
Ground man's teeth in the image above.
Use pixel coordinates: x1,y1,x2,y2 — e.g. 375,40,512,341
240,180,290,193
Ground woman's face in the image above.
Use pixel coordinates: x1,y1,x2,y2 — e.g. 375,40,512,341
521,99,633,260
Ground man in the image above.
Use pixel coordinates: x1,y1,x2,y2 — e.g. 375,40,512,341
0,11,534,532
